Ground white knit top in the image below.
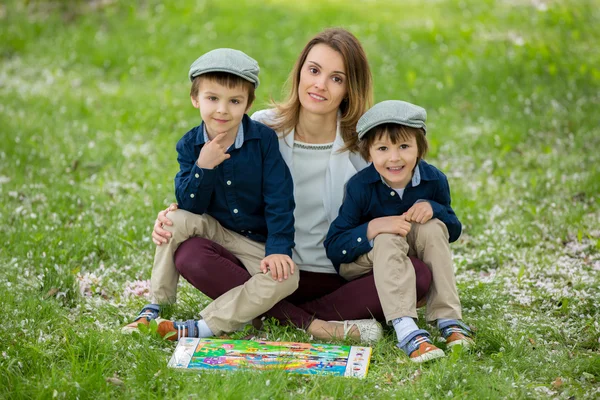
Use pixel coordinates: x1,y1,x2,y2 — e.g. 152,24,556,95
291,140,337,274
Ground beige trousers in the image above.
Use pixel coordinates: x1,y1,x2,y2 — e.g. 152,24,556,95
150,209,299,335
339,218,461,324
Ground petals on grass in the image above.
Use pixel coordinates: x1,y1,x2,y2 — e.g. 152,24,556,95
123,279,151,299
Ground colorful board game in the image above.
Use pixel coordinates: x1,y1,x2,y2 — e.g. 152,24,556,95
168,338,372,378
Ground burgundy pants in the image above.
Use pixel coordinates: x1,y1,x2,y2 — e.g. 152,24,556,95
174,237,432,329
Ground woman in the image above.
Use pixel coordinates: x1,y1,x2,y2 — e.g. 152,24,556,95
153,28,431,342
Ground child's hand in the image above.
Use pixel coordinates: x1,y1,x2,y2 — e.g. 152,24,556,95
152,203,179,245
367,215,412,239
260,254,296,282
196,132,231,169
404,201,433,224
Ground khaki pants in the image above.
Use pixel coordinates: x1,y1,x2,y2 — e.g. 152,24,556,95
150,209,299,335
339,219,461,324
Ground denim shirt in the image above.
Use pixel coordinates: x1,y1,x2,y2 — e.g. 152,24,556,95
174,115,296,257
324,161,461,271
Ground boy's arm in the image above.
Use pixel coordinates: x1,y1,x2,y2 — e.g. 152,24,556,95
261,130,295,257
424,172,462,242
324,184,373,270
174,137,216,214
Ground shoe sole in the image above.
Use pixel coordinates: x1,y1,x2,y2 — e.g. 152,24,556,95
447,338,474,348
121,324,140,334
410,348,445,363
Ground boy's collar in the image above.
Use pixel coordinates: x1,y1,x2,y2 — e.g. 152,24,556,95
363,160,437,187
202,123,244,150
378,164,421,189
196,116,246,148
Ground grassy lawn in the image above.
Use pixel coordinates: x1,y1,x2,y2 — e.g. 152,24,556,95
1,0,599,398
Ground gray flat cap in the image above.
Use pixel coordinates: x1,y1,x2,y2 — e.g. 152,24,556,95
189,48,260,88
357,100,427,140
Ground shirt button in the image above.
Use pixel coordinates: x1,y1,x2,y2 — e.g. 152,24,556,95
390,191,396,196
190,194,195,198
195,173,200,178
357,237,362,242
227,180,232,185
233,209,239,214
342,250,347,255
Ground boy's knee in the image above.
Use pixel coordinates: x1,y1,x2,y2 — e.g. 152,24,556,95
414,219,449,241
374,233,408,251
164,209,207,237
277,271,300,296
288,271,300,291
163,209,193,229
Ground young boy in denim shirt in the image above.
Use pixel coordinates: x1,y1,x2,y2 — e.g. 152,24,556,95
124,49,297,339
324,100,473,362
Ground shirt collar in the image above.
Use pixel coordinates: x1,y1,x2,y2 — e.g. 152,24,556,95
362,160,436,187
202,122,244,149
378,163,421,188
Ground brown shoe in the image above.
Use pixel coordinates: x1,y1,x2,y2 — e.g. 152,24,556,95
439,320,475,348
397,330,445,363
445,331,475,348
121,305,160,333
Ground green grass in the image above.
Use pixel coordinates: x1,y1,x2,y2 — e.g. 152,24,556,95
1,0,599,398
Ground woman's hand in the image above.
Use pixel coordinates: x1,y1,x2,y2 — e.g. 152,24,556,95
152,203,179,245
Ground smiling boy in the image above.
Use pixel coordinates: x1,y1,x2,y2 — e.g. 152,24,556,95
123,49,297,339
324,100,473,363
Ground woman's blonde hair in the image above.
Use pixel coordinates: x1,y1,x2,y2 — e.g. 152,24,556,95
268,28,373,153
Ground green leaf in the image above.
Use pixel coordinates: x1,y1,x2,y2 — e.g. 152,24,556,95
137,323,150,334
149,318,158,334
517,265,526,284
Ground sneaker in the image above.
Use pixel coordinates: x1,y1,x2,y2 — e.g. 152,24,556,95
397,329,445,363
121,304,160,333
439,320,474,348
155,319,200,341
328,319,383,344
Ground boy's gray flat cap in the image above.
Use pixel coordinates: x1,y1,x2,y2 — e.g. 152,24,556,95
189,48,260,88
357,100,427,139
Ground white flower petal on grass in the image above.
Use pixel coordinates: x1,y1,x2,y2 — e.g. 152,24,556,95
123,279,151,299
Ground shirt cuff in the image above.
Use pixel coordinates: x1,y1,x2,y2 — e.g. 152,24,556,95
189,164,215,188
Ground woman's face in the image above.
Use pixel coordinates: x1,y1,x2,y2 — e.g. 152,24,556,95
298,44,348,118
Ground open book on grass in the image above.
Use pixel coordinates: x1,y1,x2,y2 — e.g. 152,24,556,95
168,337,372,378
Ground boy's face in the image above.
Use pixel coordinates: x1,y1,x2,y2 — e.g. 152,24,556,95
369,133,419,189
191,79,251,139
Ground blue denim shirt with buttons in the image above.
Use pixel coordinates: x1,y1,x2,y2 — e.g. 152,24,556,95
324,161,461,272
174,114,295,257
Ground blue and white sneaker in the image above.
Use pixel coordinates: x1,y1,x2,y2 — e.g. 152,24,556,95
439,320,474,348
397,329,445,363
122,304,160,333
